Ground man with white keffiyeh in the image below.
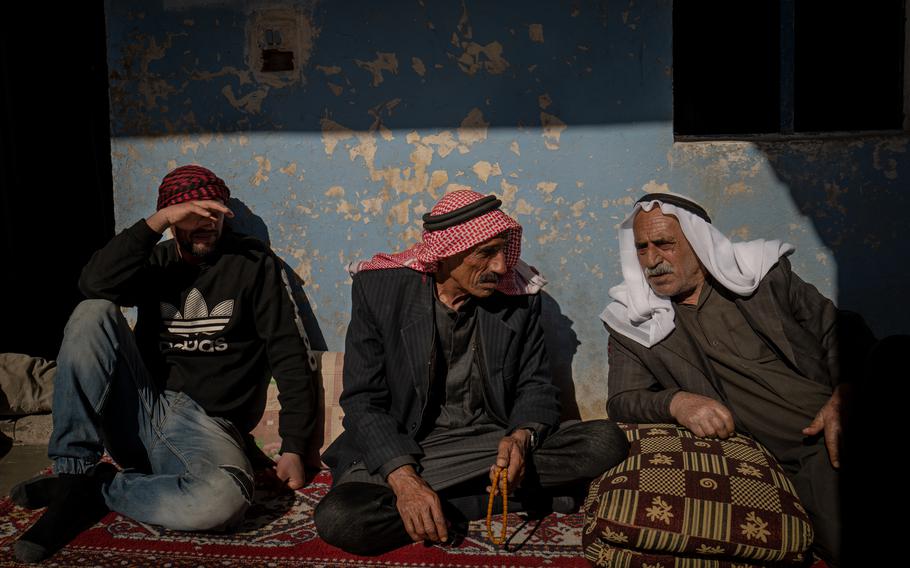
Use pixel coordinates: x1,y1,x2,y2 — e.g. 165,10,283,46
602,192,878,567
315,190,629,556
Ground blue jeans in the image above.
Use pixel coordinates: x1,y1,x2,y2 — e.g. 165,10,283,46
48,300,253,531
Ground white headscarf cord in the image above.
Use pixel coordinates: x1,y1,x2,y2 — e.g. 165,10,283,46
601,196,794,347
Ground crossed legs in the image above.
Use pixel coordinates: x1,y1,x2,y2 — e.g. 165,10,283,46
14,300,253,562
314,420,629,555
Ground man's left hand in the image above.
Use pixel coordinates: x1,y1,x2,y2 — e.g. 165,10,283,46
276,452,306,490
802,385,849,469
489,430,531,496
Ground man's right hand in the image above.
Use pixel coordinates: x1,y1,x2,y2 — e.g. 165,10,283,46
669,391,735,439
146,200,233,234
386,465,448,544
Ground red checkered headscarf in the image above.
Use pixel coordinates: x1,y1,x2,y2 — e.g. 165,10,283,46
351,190,542,295
156,165,231,210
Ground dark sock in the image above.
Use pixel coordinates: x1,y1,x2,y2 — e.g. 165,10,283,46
444,493,489,521
14,463,116,563
513,488,581,515
549,493,580,514
10,473,63,510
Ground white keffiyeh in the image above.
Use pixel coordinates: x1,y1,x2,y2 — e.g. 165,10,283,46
600,194,794,347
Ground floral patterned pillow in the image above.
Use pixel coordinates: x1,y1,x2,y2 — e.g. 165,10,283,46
583,424,813,567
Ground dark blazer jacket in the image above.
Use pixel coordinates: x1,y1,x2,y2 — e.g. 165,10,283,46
606,257,872,423
322,268,561,479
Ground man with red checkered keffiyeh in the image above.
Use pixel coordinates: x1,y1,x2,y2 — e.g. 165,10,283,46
11,165,318,563
316,190,629,556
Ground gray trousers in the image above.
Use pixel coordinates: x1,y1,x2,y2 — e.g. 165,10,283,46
773,440,839,567
314,419,629,556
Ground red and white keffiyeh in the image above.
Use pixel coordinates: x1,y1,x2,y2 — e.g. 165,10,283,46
157,165,230,210
349,190,545,295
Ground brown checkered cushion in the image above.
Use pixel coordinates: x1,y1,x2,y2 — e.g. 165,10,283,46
583,424,813,567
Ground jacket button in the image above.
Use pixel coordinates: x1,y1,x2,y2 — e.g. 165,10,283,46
410,422,417,431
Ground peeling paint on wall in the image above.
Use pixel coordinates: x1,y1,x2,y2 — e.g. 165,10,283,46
872,138,907,180
222,85,269,114
456,108,490,150
411,57,427,77
724,181,751,196
448,3,509,76
471,160,501,183
537,182,558,202
250,156,271,186
355,52,399,87
279,162,298,177
540,113,566,150
538,93,552,110
105,0,909,420
641,179,669,193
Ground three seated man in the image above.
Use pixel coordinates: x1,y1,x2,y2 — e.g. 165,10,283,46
11,165,870,565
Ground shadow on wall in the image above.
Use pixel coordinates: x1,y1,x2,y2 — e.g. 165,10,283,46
232,190,578,412
227,198,271,245
540,292,581,421
105,0,671,137
757,140,909,568
228,198,328,352
755,139,909,338
102,1,908,396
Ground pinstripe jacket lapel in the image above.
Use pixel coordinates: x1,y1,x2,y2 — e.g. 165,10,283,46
400,277,435,407
476,304,517,420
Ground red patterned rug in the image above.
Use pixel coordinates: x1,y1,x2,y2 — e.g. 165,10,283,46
0,471,589,567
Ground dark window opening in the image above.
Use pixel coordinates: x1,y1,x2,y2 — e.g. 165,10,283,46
794,1,905,132
674,1,781,136
674,0,906,137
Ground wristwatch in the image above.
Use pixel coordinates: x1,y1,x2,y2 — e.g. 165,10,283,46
523,428,539,452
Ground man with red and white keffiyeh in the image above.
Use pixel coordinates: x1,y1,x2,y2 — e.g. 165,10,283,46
316,190,629,556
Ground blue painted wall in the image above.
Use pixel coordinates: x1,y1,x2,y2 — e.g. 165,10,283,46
105,0,908,418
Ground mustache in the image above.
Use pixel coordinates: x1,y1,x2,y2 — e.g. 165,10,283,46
645,262,673,277
478,272,500,284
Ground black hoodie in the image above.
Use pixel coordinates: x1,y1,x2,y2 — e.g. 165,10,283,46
79,219,317,455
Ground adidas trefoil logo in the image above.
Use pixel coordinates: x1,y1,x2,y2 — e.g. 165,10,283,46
160,288,234,337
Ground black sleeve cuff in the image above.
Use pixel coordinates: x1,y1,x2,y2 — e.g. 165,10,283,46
129,218,166,246
279,436,308,456
379,455,419,480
